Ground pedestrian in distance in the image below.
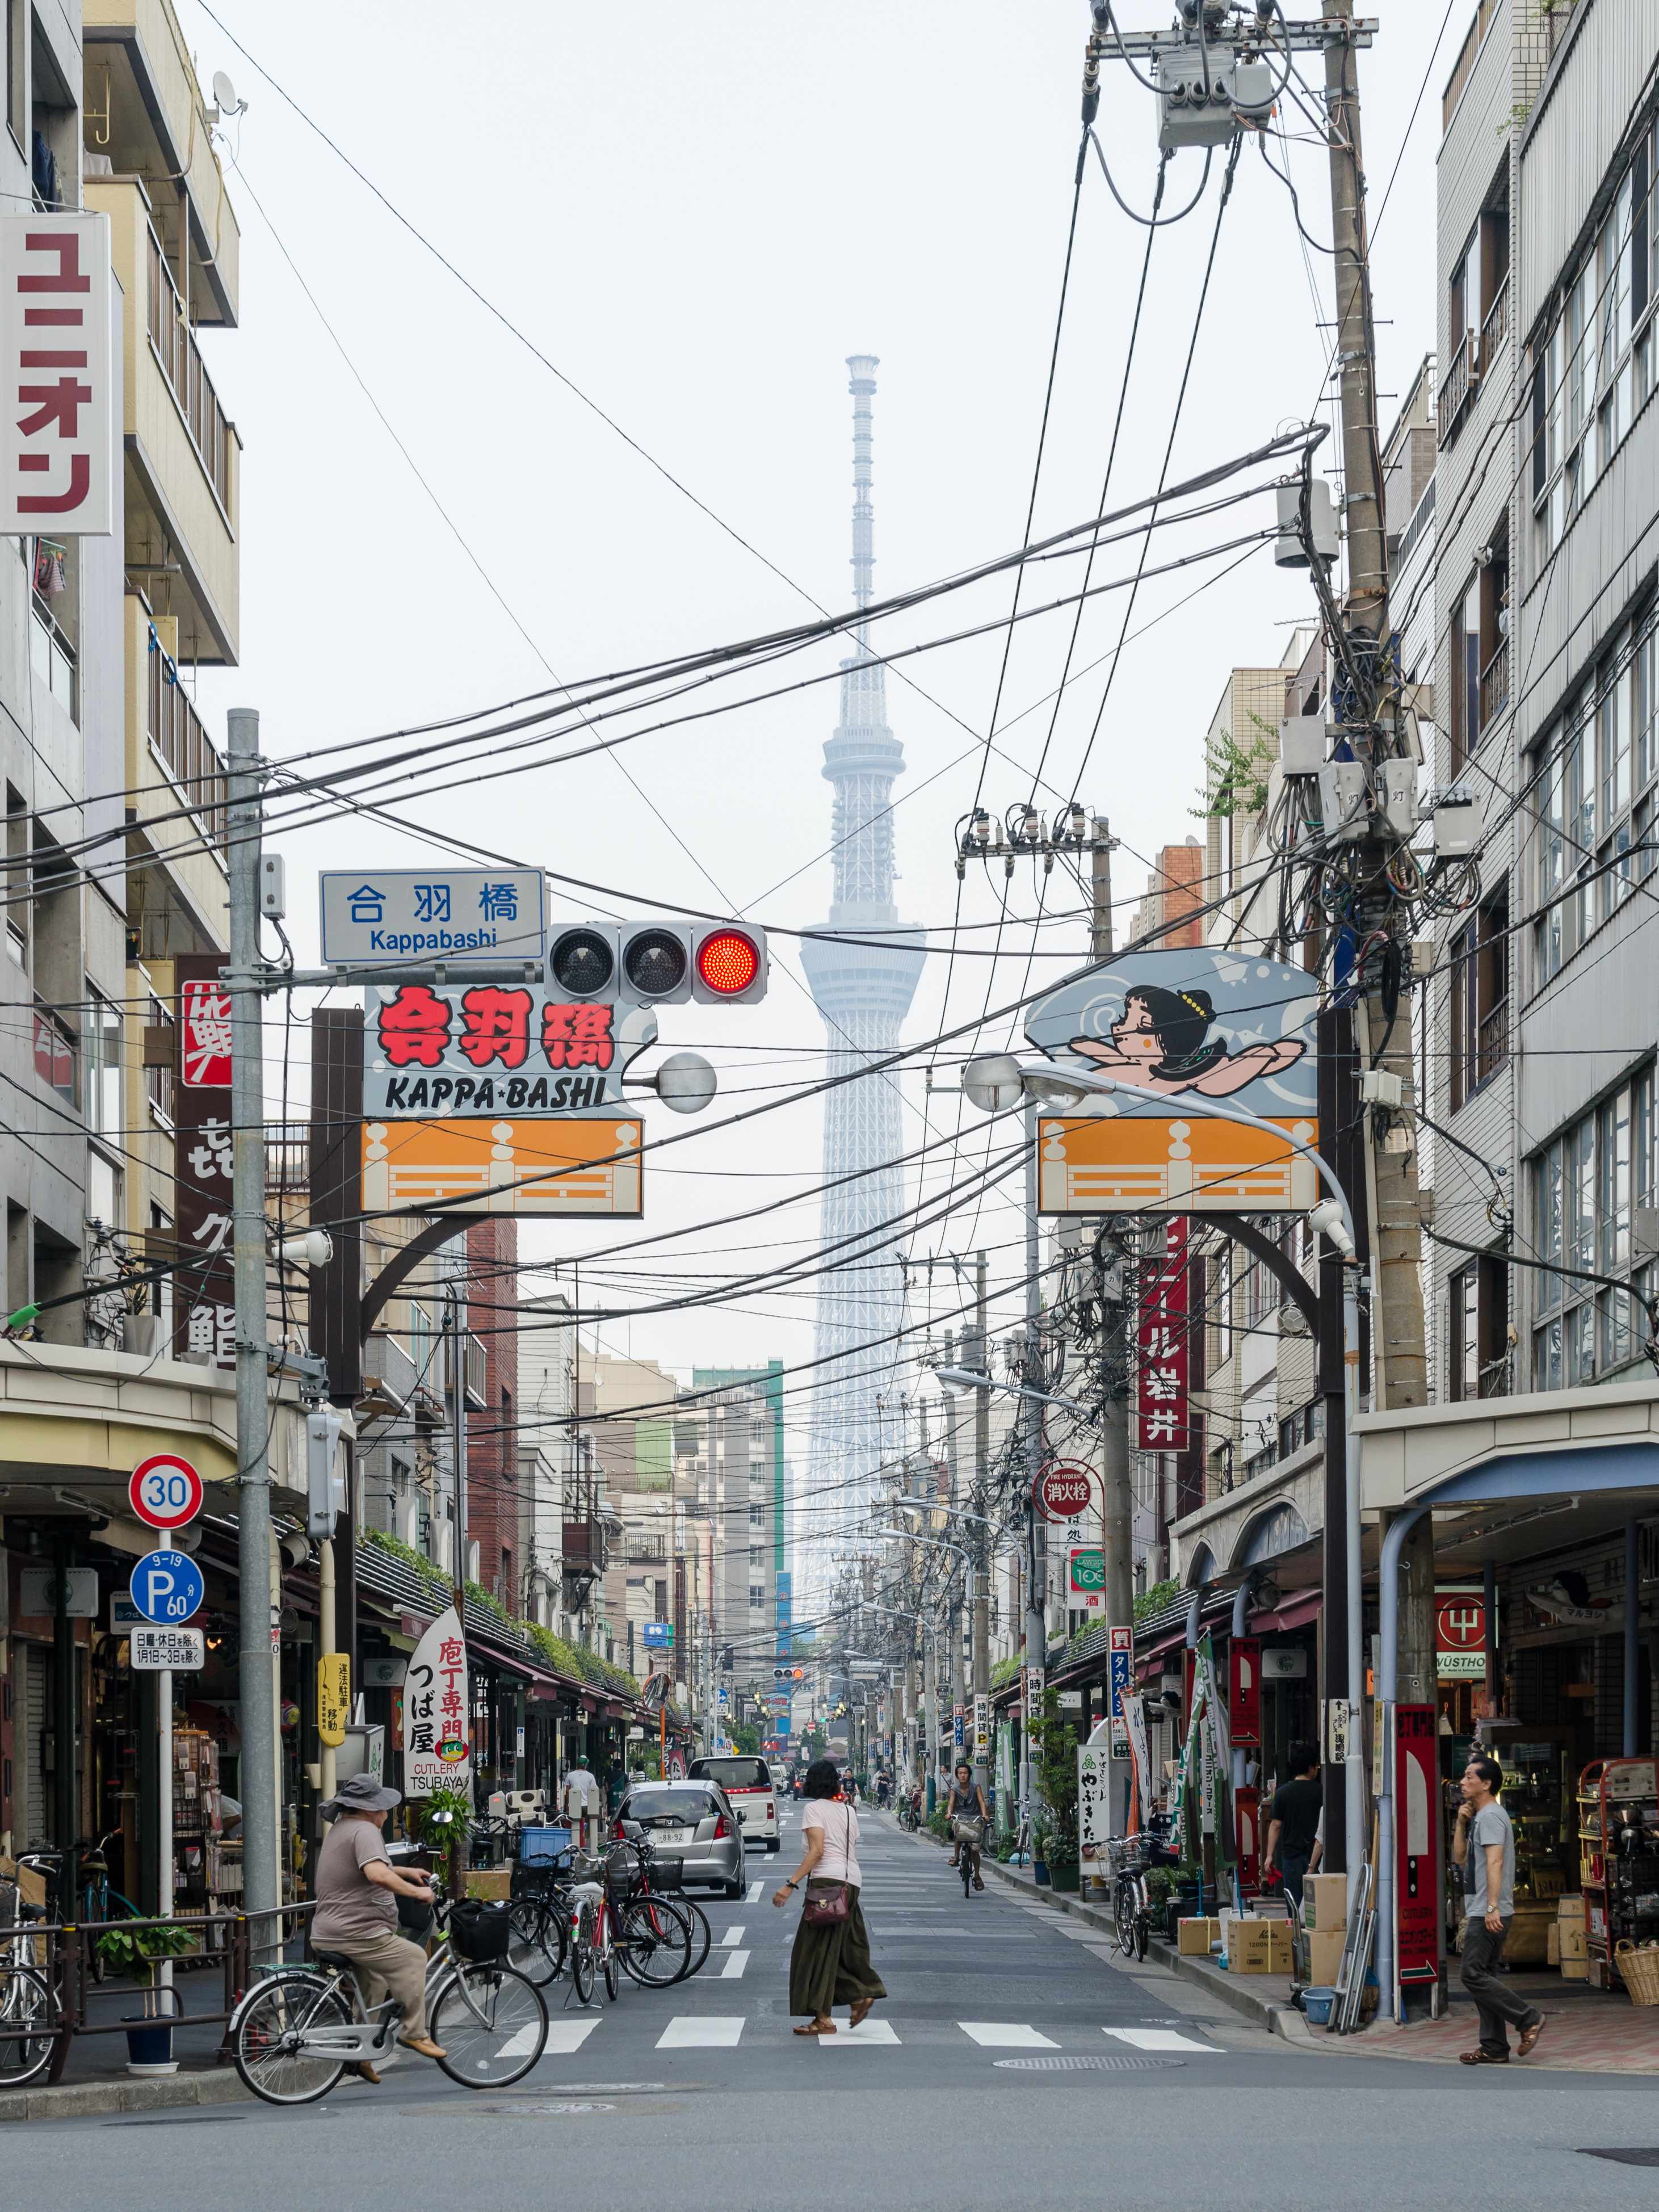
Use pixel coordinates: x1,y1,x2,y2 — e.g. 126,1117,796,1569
1454,1755,1547,2064
310,1772,447,2083
773,1756,887,2036
1262,1741,1322,1915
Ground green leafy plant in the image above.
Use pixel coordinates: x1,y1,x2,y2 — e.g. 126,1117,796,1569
730,1723,761,1755
990,1655,1020,1692
94,1920,195,1988
1027,1688,1080,1860
1143,1867,1175,1904
1194,719,1276,820
1134,1576,1181,1624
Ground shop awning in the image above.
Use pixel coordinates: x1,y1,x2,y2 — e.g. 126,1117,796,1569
1249,1586,1322,1634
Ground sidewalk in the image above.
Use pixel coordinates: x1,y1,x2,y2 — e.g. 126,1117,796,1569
0,1964,248,2125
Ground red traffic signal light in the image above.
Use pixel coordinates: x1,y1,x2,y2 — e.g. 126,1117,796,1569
692,923,767,1005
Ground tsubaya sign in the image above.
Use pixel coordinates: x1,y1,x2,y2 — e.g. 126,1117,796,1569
1026,950,1319,1214
403,1606,471,1796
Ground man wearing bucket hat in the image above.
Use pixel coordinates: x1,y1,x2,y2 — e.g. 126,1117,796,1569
313,1772,447,2077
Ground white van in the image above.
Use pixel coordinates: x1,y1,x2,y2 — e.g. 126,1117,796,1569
688,1756,781,1852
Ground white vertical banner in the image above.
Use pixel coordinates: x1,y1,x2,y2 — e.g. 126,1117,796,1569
402,1606,472,1798
0,213,113,534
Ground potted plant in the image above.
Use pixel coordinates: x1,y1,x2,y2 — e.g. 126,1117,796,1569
1030,1690,1081,1892
1143,1866,1176,1937
95,1922,196,2073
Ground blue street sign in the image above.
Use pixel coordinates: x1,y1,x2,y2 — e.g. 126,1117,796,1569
129,1549,204,1625
642,1622,672,1648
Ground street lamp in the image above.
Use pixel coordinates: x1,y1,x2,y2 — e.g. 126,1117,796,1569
958,1052,1367,1908
933,1366,1095,1417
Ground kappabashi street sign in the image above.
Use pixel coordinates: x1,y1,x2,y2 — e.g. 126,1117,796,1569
1033,1462,1093,1523
129,1550,204,1625
129,1453,203,1531
320,869,545,967
1024,950,1320,1214
364,982,628,1116
362,1117,642,1216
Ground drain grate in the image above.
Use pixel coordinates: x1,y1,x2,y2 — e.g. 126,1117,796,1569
993,2054,1185,2072
1579,2150,1659,2168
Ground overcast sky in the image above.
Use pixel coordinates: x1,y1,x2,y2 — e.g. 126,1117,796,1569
177,2,1448,1459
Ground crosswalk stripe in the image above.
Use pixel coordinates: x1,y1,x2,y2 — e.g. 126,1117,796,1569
657,2016,745,2048
720,1926,746,1945
530,2018,599,2056
747,1879,765,1903
817,2018,900,2045
720,1950,750,1979
1103,2028,1222,2053
957,2022,1060,2049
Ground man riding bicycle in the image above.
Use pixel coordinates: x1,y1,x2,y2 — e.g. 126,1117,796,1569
946,1761,989,1890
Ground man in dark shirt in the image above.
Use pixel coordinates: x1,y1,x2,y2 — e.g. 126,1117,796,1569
1263,1741,1322,1912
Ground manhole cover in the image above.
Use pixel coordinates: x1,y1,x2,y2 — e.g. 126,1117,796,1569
1580,2150,1659,2168
993,2054,1186,2071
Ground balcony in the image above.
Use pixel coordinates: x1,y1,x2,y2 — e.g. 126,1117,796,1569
1479,635,1510,727
1438,329,1479,447
1480,276,1509,375
87,177,241,665
123,601,229,956
147,622,226,846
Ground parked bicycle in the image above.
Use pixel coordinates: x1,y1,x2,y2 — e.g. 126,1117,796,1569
1108,1818,1178,1963
0,1868,52,2090
232,1884,547,2105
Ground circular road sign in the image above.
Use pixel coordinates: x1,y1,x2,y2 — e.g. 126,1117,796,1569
130,1548,205,1625
129,1453,204,1531
1034,1462,1094,1523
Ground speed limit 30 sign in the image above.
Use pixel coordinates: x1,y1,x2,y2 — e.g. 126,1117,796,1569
129,1453,204,1531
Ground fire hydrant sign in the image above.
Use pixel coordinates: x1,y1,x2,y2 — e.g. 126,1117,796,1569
0,213,114,535
131,1625,204,1671
320,869,544,967
403,1606,471,1795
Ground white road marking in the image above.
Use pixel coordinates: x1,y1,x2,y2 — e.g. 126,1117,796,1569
957,2023,1060,2049
1102,2028,1223,2053
720,1926,746,1946
747,1879,765,1903
523,2018,599,2056
818,2018,900,2045
719,1950,750,1979
656,2016,745,2048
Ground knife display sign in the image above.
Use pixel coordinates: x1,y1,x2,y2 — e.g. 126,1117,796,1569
1395,1703,1440,1988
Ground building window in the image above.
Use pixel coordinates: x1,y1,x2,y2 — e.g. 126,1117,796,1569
1440,179,1509,447
83,986,121,1137
1534,1066,1655,1388
1451,1254,1510,1400
748,1545,763,1568
748,1588,765,1611
749,1504,765,1527
1275,1400,1324,1458
1534,124,1655,567
1449,884,1509,1110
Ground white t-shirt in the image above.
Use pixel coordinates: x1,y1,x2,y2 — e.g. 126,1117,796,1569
562,1768,599,1815
803,1798,861,1886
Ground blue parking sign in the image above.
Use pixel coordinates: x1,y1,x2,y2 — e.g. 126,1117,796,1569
130,1549,204,1625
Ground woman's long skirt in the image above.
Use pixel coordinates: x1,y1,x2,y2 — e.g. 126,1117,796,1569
788,1886,888,2018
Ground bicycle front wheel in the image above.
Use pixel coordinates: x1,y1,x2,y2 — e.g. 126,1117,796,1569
1114,1879,1136,1958
233,1973,351,2106
676,1896,712,1977
620,1896,692,1987
0,1966,53,2089
431,1962,548,2088
508,1900,564,1987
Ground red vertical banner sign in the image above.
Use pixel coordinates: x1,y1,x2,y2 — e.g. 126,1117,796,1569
171,954,234,1367
1136,1217,1189,1450
1235,1784,1261,1892
1229,1636,1261,1746
1395,1704,1440,1989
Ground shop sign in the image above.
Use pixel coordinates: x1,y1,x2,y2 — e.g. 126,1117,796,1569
362,1116,642,1217
1395,1704,1440,1987
973,1693,991,1760
1034,1462,1093,1522
1260,1645,1307,1679
1025,950,1319,1215
1078,1744,1110,1868
1229,1636,1261,1747
1235,1783,1261,1891
364,981,629,1116
19,1566,98,1617
404,1605,471,1795
1436,1586,1486,1680
318,1653,350,1747
1108,1626,1132,1761
1068,1547,1104,1614
0,212,115,535
1136,1218,1189,1450
1023,1665,1044,1720
171,954,235,1367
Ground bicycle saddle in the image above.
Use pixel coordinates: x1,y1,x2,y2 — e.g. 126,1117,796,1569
312,1949,358,1972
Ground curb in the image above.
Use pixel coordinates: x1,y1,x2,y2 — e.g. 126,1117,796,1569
0,2067,251,2125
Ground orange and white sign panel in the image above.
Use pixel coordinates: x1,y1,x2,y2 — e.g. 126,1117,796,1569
1037,1112,1318,1215
362,1117,642,1216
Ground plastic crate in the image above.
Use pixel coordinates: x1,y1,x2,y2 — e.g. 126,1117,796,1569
517,1824,573,1865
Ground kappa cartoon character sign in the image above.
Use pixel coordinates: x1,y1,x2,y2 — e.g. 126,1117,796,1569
1024,950,1320,1215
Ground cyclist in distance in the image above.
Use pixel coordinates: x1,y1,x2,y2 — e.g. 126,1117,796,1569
946,1761,990,1890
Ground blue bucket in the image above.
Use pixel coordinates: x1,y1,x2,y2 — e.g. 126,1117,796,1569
1302,1987,1336,2027
518,1824,572,1864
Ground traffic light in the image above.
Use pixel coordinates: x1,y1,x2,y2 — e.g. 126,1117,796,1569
305,1407,348,1538
691,923,767,1005
720,1644,734,1671
546,919,767,1008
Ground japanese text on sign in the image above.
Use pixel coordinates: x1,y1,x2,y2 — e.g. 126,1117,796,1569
1136,1216,1190,1451
366,984,624,1115
320,869,545,966
171,957,235,1367
129,1626,204,1671
403,1606,471,1795
0,215,113,535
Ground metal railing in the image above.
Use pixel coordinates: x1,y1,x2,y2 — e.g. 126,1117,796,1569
1481,276,1509,373
146,224,233,517
1479,635,1510,728
1475,998,1509,1090
147,626,228,851
1437,329,1479,444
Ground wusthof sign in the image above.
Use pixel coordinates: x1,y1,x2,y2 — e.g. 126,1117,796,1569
0,213,114,536
320,869,545,967
362,1117,642,1217
1034,1463,1093,1522
1024,950,1319,1215
1436,1585,1487,1680
131,1626,204,1672
364,983,631,1116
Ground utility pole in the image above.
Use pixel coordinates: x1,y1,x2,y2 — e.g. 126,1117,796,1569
1089,815,1115,964
445,1286,469,1623
1022,1104,1045,1841
970,1252,990,1788
228,706,278,1961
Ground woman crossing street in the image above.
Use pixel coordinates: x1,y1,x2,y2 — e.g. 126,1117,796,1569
772,1758,887,2035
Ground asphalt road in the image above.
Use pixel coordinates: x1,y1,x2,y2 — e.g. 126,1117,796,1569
14,1810,1659,2209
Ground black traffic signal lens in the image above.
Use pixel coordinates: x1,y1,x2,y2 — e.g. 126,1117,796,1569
624,929,688,997
550,928,614,997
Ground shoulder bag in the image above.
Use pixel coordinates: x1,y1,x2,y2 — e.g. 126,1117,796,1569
801,1803,852,1926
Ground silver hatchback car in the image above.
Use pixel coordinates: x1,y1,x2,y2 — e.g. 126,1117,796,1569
618,1779,746,1898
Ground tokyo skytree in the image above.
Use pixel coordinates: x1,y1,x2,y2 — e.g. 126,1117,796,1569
798,356,926,1604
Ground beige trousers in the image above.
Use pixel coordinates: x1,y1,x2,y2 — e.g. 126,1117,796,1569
329,1929,429,2039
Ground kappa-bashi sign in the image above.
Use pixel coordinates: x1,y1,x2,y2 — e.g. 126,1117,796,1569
403,1606,471,1795
365,981,626,1116
0,214,114,536
1024,950,1319,1214
1034,1463,1093,1522
320,869,545,967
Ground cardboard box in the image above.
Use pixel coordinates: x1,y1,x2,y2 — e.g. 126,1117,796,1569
1229,1919,1273,1974
1302,1873,1348,1932
1547,1925,1560,1966
464,1867,512,1902
1268,1920,1295,1974
1561,1956,1590,1980
1560,1923,1587,1960
1558,1893,1584,1921
1306,1927,1347,1986
1178,1916,1220,1956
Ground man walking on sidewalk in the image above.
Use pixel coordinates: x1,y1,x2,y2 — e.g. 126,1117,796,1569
1454,1755,1545,2064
